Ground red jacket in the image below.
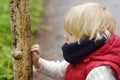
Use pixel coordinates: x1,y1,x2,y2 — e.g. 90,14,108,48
65,34,120,80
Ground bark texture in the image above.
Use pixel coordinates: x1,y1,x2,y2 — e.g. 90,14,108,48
10,0,33,80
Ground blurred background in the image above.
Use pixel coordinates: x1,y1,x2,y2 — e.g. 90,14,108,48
0,0,120,80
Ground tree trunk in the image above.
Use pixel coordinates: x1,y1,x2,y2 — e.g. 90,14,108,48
10,0,33,80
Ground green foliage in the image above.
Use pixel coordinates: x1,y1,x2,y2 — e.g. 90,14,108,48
0,0,13,79
30,0,45,34
0,0,44,80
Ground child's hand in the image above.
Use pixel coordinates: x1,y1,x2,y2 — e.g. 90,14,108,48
31,44,41,69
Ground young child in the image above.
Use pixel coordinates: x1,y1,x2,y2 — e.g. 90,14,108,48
31,2,120,80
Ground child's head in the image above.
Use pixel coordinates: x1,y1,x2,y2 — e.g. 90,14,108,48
64,2,116,41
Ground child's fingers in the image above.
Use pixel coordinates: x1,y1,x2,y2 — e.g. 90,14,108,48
31,48,40,54
31,44,40,48
31,47,40,52
31,52,38,63
32,52,37,58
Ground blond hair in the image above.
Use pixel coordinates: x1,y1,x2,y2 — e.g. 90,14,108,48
64,2,116,41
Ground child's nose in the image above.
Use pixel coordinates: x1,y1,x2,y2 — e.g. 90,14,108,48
64,34,66,38
64,34,66,39
64,34,68,40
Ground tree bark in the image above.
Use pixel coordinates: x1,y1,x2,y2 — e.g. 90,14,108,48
10,0,33,80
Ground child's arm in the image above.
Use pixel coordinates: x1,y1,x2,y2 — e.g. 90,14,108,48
31,44,69,79
34,58,68,79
